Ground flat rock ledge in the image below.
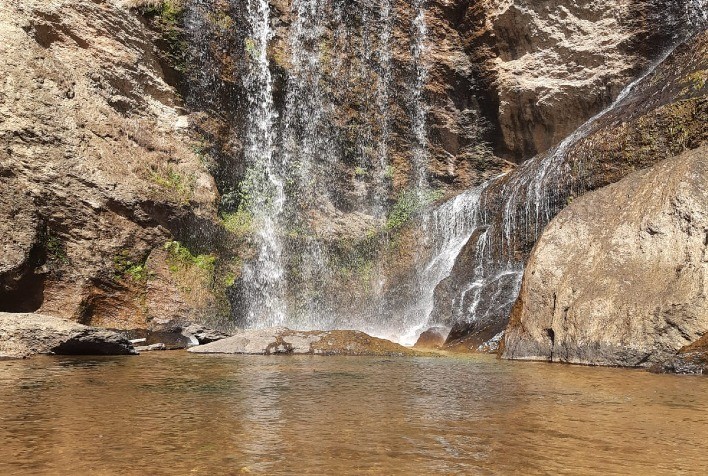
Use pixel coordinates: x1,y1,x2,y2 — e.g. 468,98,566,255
188,328,427,356
0,312,136,359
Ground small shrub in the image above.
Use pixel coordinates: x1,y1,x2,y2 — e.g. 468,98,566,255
385,188,443,231
46,233,69,265
148,165,193,202
164,241,216,274
221,209,254,238
113,252,149,282
354,166,368,177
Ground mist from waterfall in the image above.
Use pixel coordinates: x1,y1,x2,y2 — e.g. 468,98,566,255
180,0,477,343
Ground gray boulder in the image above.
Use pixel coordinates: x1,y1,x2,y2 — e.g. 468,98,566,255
0,312,136,358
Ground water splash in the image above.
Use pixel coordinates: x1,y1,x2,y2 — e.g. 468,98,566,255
441,7,708,342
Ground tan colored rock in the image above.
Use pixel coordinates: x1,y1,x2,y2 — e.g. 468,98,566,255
413,326,449,349
461,0,703,161
502,146,708,367
189,327,426,356
0,1,222,327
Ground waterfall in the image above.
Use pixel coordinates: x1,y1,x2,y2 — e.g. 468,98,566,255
179,0,705,345
374,0,393,217
396,185,490,346
410,0,429,194
239,0,287,328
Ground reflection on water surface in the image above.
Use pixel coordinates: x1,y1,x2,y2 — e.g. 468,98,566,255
1,353,707,474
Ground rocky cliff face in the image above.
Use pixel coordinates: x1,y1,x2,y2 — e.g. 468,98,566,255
459,0,703,161
1,0,705,346
439,27,708,350
0,0,231,330
502,146,708,367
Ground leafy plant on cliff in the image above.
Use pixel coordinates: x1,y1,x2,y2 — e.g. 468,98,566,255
133,1,188,73
113,251,150,283
221,209,254,239
148,164,193,203
244,38,259,60
46,232,70,266
164,240,216,275
385,188,444,231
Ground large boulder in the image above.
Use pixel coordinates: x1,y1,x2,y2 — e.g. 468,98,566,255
502,146,708,367
0,312,136,358
189,328,426,356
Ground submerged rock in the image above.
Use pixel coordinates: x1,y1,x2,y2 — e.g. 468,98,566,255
0,312,136,358
189,328,426,357
502,146,708,368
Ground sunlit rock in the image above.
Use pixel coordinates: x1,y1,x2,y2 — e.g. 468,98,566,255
189,328,427,356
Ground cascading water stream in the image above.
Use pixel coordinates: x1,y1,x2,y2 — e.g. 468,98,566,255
397,184,490,346
239,0,287,328
410,0,429,195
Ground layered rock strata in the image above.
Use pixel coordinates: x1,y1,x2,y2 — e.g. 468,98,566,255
0,0,229,330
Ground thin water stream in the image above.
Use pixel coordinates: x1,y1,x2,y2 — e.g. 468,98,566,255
1,353,707,475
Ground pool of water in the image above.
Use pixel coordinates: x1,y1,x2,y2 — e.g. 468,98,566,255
1,352,707,474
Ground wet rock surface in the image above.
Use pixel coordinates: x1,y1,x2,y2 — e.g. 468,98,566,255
413,327,449,349
502,146,708,367
652,334,708,375
0,312,135,358
119,323,231,349
189,328,427,356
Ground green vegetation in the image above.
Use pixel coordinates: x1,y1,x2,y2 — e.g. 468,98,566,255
354,166,368,177
221,209,254,238
684,70,707,93
164,241,216,276
245,38,259,60
46,233,69,265
134,1,188,73
207,11,234,31
148,165,193,202
113,252,149,282
385,188,444,231
222,271,237,288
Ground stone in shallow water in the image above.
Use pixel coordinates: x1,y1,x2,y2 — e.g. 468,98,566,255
188,328,427,356
0,312,136,358
135,343,167,352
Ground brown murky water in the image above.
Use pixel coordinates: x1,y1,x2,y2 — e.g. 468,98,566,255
1,353,707,475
